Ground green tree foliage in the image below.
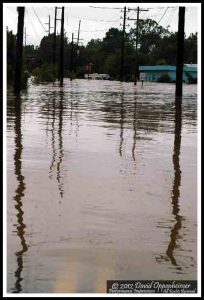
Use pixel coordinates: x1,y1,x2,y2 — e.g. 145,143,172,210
7,19,197,84
32,64,57,83
84,39,104,73
39,34,56,63
152,33,178,65
129,19,170,54
104,51,120,79
7,29,30,89
152,32,197,65
24,44,39,58
38,33,72,79
184,33,197,63
102,28,124,54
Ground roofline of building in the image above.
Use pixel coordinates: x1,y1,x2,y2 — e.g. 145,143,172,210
139,65,197,71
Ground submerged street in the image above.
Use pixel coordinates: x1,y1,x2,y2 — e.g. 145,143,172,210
7,80,197,293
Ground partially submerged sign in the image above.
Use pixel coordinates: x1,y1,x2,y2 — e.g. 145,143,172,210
140,72,147,80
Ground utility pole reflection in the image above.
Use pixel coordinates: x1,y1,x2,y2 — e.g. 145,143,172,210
166,99,183,266
156,99,183,267
56,90,64,199
119,93,125,157
49,90,64,200
49,92,56,178
12,98,28,293
132,92,137,161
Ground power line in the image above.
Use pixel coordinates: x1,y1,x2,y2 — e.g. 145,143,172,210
139,6,175,9
166,7,178,28
145,12,165,19
43,6,54,11
79,16,121,34
78,21,121,40
66,9,121,34
32,7,47,32
25,8,41,40
81,28,114,32
89,6,123,10
69,14,120,22
158,7,169,24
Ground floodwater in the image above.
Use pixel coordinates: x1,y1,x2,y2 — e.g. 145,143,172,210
7,79,197,293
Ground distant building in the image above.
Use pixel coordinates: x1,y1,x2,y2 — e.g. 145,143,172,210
139,65,197,83
84,73,110,80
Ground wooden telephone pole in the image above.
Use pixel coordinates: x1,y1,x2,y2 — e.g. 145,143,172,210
54,7,62,67
59,7,64,85
120,6,126,82
24,27,28,47
73,20,83,74
176,7,185,98
70,33,74,76
53,7,57,64
128,7,149,85
14,7,25,95
45,15,54,35
76,20,81,49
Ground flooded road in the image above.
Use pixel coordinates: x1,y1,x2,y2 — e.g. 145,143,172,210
7,79,197,293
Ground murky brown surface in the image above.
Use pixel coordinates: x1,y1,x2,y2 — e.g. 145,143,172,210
7,79,197,293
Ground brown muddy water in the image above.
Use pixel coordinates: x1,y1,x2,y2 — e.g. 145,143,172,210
7,79,197,293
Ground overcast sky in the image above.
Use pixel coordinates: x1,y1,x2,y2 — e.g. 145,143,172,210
4,3,200,47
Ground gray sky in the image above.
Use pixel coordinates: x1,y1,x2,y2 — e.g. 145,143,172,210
4,3,200,47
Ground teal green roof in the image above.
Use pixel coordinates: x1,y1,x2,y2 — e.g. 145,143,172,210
139,65,197,72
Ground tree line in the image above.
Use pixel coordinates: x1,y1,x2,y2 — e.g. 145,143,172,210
7,18,197,85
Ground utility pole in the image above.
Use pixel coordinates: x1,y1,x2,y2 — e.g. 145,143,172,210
54,7,63,70
14,7,25,95
24,27,28,47
24,27,29,71
70,33,74,76
77,20,81,48
45,15,50,35
120,6,126,82
135,7,140,85
59,7,64,85
176,7,185,98
74,20,83,74
45,15,54,35
128,7,148,85
53,7,57,64
45,15,50,34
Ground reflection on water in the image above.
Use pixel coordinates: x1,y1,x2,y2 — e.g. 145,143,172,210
132,93,137,161
119,93,124,157
49,92,56,179
12,99,28,293
156,99,183,267
56,90,64,199
166,99,183,266
48,91,64,199
7,80,197,293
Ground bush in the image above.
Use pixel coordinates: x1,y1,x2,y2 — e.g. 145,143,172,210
188,77,197,84
32,64,57,83
69,71,76,80
185,71,197,84
157,74,171,83
22,70,30,89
